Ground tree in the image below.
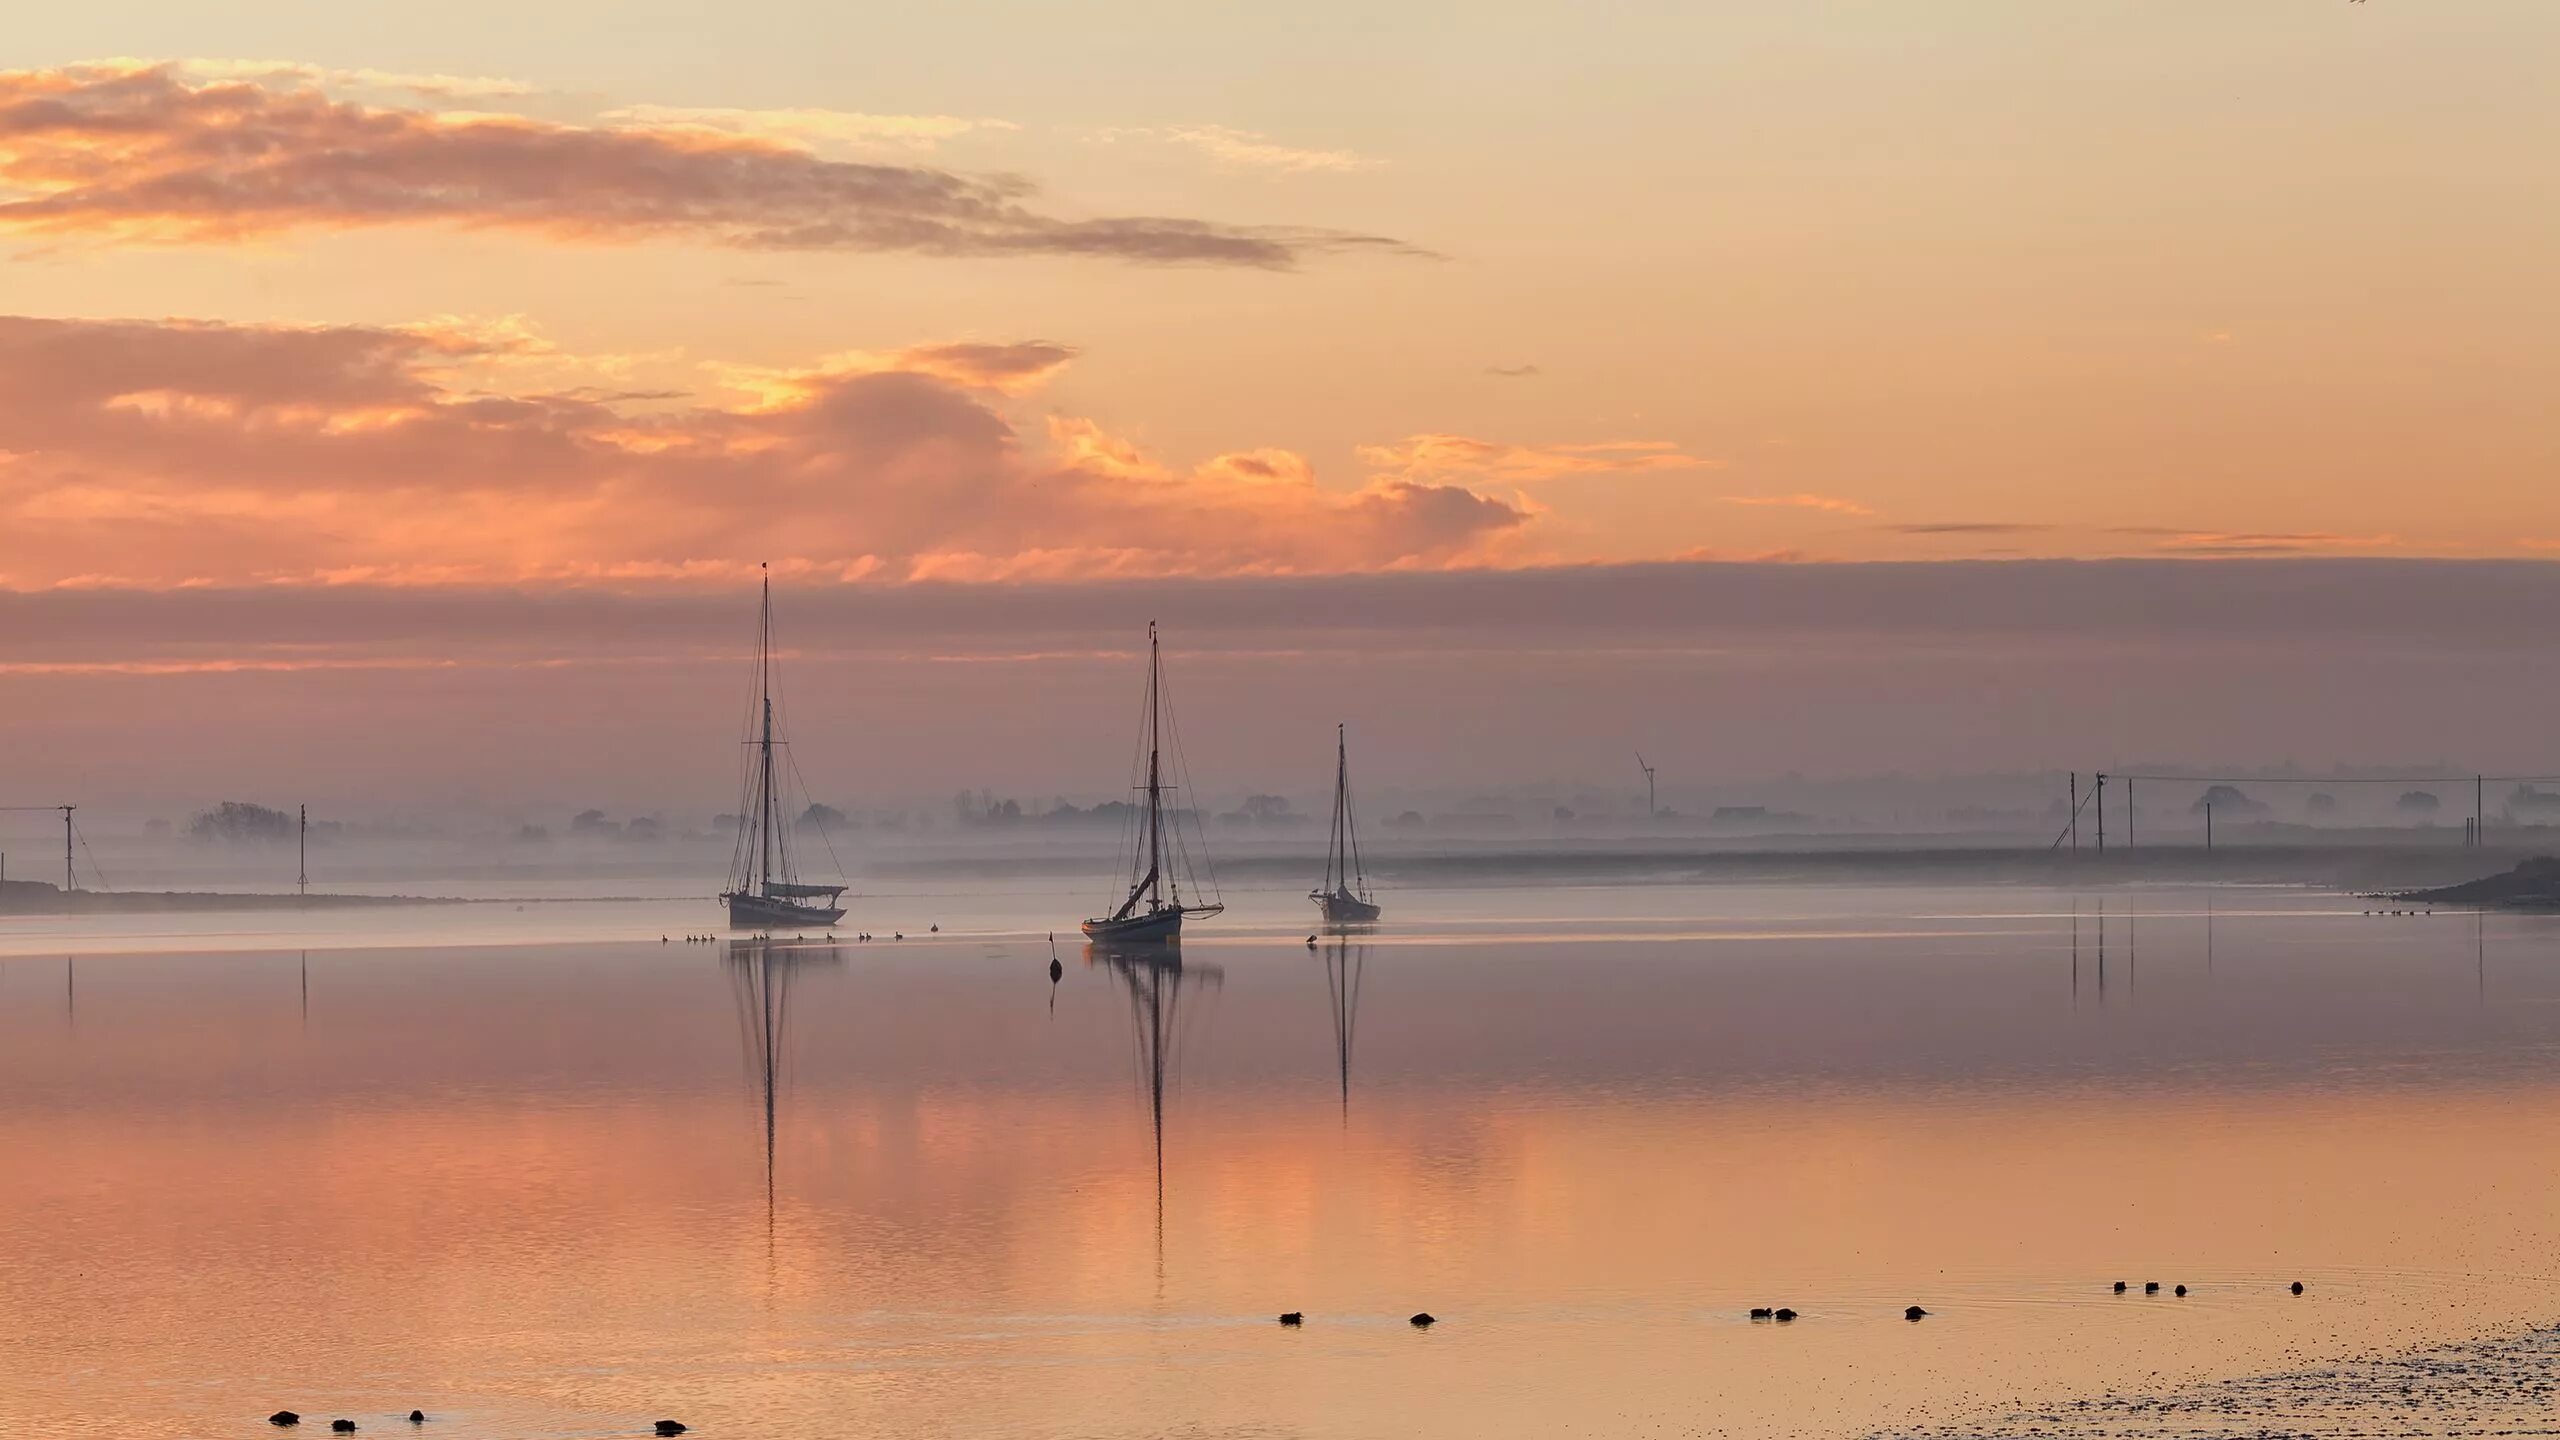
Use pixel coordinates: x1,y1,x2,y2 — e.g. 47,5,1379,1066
186,801,294,843
2397,791,2442,815
797,802,847,832
1241,794,1291,821
2190,784,2267,817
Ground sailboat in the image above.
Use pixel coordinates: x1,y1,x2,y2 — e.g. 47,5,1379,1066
720,568,849,931
1082,622,1223,944
1311,723,1381,923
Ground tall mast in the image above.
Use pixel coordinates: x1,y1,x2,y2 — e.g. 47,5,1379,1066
298,804,307,898
1331,724,1348,893
1145,621,1164,910
61,804,74,894
757,565,776,894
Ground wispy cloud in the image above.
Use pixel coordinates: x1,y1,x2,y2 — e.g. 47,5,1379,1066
2119,528,2401,556
1719,493,1874,517
1885,521,2055,535
1357,434,1712,483
0,63,1417,268
1093,124,1381,173
115,56,539,101
600,103,1018,150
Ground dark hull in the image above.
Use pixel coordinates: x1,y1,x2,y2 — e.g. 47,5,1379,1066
1082,908,1184,944
725,892,846,930
1313,891,1382,924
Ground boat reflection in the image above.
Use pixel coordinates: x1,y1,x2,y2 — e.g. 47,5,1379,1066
1090,942,1222,1247
1320,937,1365,1116
723,937,846,1236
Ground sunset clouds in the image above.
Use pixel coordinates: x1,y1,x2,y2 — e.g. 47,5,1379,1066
0,63,1412,266
0,314,1530,589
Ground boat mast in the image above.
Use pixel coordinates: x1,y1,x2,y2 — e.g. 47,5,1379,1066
757,565,776,897
1330,724,1348,894
1145,621,1165,912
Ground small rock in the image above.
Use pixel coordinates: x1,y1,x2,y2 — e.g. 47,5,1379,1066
1278,1312,1303,1326
269,1414,301,1428
1773,1308,1797,1322
2291,1280,2305,1295
1748,1307,1773,1320
1905,1305,1929,1321
1409,1312,1436,1327
2174,1284,2188,1297
656,1423,689,1437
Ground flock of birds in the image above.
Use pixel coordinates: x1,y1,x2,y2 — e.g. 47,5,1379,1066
1734,1280,2306,1325
269,1415,685,1436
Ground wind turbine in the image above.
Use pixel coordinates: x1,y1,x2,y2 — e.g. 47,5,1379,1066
1636,753,1657,820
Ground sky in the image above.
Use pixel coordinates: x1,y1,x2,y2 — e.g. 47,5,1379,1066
1,2,2556,819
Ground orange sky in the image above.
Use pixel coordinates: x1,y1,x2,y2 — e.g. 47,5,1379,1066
2,7,2557,807
0,5,2555,592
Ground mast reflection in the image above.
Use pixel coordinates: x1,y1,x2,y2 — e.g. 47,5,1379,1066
1321,937,1365,1116
1091,943,1222,1246
724,937,845,1239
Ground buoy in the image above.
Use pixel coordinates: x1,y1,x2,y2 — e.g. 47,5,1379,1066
1278,1312,1303,1326
1049,958,1064,982
1409,1312,1436,1327
1904,1305,1928,1321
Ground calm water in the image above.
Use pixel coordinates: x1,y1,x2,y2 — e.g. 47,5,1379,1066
7,883,2560,1439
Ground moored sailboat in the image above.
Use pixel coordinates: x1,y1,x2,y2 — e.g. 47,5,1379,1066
1311,722,1381,923
720,567,849,931
1083,622,1223,944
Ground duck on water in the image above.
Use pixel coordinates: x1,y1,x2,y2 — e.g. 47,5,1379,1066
1082,622,1223,945
718,566,849,932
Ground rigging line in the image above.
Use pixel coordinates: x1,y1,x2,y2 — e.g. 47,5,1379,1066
2048,783,2098,852
782,743,849,882
1153,639,1221,906
2106,773,2560,785
71,819,111,892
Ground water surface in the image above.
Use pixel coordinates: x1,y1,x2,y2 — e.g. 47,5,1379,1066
5,883,2559,1438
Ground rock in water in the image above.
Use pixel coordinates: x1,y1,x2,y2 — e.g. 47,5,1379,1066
1773,1308,1797,1322
331,1424,357,1435
1409,1312,1436,1327
1278,1312,1303,1326
656,1424,689,1437
1905,1305,1929,1321
408,1411,425,1424
269,1414,300,1428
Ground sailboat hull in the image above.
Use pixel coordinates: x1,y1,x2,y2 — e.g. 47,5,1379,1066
1313,891,1382,924
1082,908,1184,944
724,892,846,931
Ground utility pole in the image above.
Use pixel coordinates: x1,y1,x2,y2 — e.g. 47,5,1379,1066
2126,778,2135,850
2205,801,2213,852
2477,775,2486,849
2095,774,2106,852
2069,773,2078,851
